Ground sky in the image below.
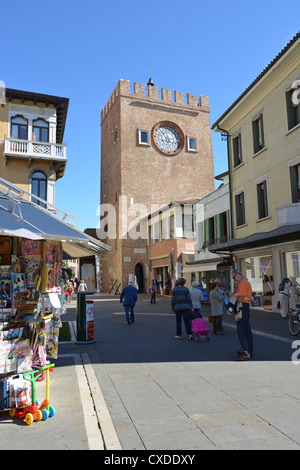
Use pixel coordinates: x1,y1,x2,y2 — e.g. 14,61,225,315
1,0,299,232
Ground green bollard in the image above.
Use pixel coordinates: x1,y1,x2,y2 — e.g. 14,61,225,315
76,291,96,344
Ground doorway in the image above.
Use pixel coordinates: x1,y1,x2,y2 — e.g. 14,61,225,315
135,263,144,292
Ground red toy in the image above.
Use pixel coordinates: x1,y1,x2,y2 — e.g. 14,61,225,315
9,368,43,425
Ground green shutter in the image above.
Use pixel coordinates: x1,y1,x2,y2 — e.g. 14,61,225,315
213,215,218,244
204,219,209,248
290,165,298,203
252,120,259,154
260,114,265,149
286,91,293,130
226,210,231,240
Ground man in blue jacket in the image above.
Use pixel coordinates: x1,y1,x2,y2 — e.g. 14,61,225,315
120,281,138,325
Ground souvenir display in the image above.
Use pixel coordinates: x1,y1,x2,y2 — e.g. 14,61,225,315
0,236,64,424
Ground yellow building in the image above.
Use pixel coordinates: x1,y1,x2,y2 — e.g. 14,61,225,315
0,87,68,207
211,32,300,310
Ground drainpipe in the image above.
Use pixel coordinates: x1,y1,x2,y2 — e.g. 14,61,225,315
216,124,234,266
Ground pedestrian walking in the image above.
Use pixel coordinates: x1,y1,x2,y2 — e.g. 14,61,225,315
215,278,226,332
189,281,203,317
149,280,156,304
231,269,253,361
74,277,79,291
279,277,292,318
171,277,194,340
66,279,74,303
210,282,227,335
78,279,88,291
120,281,138,325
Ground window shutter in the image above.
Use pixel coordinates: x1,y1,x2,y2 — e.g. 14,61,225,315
238,133,242,163
259,114,265,149
257,183,263,219
204,219,210,248
214,214,220,243
286,91,294,130
290,165,298,203
226,210,230,240
233,137,238,167
263,180,268,217
252,120,259,154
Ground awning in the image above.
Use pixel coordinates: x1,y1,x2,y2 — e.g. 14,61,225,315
183,255,231,273
0,195,110,257
183,262,219,273
209,224,300,253
152,259,169,268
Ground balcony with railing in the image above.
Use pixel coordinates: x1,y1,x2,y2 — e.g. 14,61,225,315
276,202,300,226
3,138,67,163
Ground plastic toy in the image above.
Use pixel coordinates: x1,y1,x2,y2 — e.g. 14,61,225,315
9,368,43,425
9,364,55,425
38,363,55,420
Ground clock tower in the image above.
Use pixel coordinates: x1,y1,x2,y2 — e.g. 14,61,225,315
100,79,215,293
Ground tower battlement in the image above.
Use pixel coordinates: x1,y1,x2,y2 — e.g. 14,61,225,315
101,79,210,122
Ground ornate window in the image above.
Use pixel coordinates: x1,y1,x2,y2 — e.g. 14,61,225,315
11,115,28,140
32,119,49,142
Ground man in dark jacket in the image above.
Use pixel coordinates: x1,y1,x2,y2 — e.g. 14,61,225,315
120,281,138,325
171,278,194,340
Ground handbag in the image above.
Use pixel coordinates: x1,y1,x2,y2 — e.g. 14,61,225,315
208,315,213,323
234,303,243,321
234,311,242,321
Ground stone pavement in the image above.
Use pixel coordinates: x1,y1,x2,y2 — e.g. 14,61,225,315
1,293,300,451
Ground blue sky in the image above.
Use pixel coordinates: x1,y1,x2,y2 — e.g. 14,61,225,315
1,0,299,231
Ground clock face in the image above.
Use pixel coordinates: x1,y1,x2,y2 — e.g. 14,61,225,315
152,121,184,156
156,126,180,153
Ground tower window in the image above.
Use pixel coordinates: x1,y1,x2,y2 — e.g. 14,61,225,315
137,128,150,146
187,136,198,152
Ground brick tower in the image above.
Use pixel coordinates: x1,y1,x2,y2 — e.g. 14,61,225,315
100,79,215,293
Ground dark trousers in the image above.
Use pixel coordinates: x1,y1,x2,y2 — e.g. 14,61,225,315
236,303,253,355
151,292,156,303
124,305,135,323
175,309,192,336
213,315,222,334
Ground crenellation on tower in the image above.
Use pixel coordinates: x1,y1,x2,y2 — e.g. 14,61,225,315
148,85,158,100
101,79,210,123
174,90,185,106
161,88,172,102
199,95,209,109
133,82,144,97
187,92,197,107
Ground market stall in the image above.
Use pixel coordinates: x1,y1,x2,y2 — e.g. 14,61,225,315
0,177,110,422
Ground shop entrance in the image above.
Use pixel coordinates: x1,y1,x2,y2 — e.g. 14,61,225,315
135,263,144,292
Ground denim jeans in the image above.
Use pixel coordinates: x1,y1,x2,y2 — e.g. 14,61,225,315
124,305,135,323
236,303,253,355
175,309,192,336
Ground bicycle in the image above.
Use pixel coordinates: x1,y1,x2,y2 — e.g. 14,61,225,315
288,304,300,336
